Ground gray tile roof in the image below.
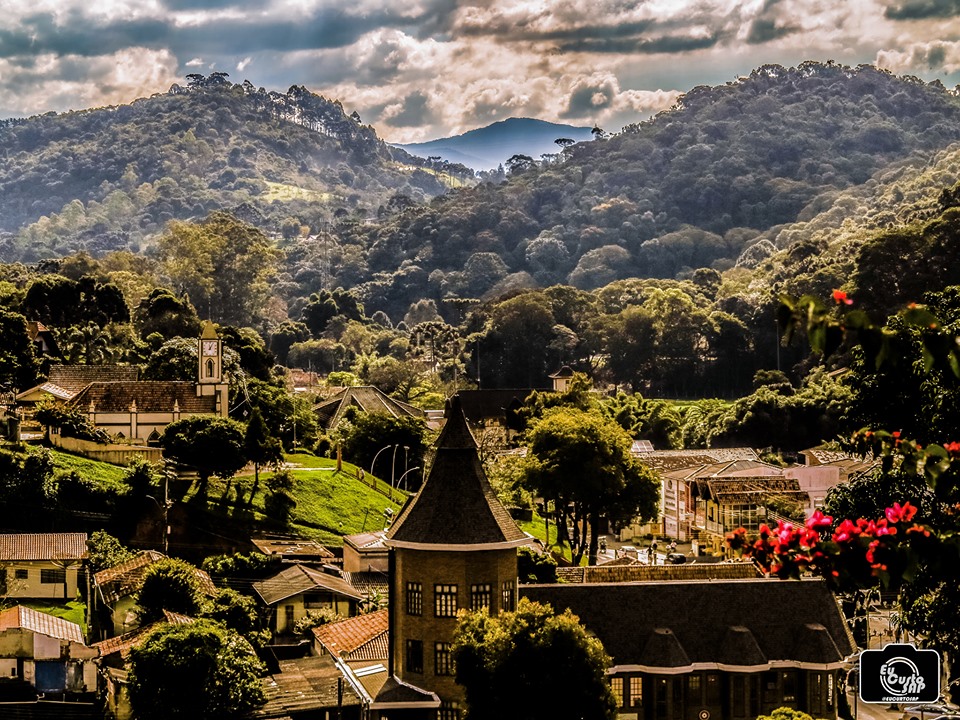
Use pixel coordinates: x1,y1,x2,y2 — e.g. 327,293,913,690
521,578,854,669
386,396,528,547
0,533,87,561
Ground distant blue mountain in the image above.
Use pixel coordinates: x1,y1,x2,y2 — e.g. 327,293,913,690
395,117,594,172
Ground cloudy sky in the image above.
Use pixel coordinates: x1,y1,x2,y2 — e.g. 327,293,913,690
0,0,956,142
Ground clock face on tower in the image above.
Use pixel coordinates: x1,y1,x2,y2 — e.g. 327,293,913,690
202,340,218,356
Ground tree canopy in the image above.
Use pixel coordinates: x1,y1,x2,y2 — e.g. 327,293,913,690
452,597,616,720
127,620,265,720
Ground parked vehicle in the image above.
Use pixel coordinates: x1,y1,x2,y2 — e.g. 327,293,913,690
901,703,960,720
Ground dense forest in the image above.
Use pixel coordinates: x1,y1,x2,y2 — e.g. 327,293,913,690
2,62,960,449
0,73,472,261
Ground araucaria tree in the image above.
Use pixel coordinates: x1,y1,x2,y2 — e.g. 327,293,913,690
525,407,660,565
128,620,265,720
452,597,616,720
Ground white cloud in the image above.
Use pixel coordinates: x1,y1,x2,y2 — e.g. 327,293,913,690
237,56,253,71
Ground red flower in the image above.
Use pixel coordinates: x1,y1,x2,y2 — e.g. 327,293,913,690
885,502,917,524
832,289,853,305
945,441,960,455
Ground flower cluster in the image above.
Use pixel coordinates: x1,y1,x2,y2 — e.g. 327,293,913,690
726,501,930,587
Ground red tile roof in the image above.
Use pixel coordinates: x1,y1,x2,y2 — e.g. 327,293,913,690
92,611,195,660
0,533,87,561
94,551,215,604
0,605,84,643
313,609,388,660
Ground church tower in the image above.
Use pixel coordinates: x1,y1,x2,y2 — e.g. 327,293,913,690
380,395,530,719
196,322,228,416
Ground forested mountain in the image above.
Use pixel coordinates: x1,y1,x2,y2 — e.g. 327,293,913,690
346,63,960,320
395,117,594,171
0,73,471,262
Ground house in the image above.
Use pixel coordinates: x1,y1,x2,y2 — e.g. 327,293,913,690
343,530,389,573
785,455,879,517
521,578,855,720
0,533,88,600
312,609,390,717
92,610,195,720
314,385,425,433
548,365,575,392
253,564,365,636
250,654,364,719
0,605,98,697
92,551,216,638
26,321,59,358
250,536,336,564
23,323,229,445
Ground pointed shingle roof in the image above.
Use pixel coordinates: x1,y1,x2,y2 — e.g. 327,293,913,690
385,395,529,549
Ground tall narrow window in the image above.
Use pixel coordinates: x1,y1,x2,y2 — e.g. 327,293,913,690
406,639,423,674
434,584,458,617
206,359,215,378
733,675,745,717
434,642,454,676
406,582,422,616
501,580,515,611
610,677,624,706
470,583,492,611
630,676,644,707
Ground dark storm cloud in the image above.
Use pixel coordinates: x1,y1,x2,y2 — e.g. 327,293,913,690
384,91,433,127
458,18,657,42
0,13,170,58
0,2,461,60
745,18,801,44
561,84,614,118
558,32,724,55
883,0,960,19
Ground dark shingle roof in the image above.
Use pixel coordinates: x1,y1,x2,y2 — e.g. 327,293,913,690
373,676,440,707
0,533,87,561
456,389,540,423
386,396,528,548
68,381,217,414
253,564,365,605
251,655,362,718
314,386,424,431
47,364,139,393
521,579,854,670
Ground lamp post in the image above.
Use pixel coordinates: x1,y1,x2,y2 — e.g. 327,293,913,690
391,445,399,489
370,444,396,480
145,494,172,554
397,466,421,492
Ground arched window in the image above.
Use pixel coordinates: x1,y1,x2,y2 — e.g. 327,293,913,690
206,359,215,378
147,430,161,446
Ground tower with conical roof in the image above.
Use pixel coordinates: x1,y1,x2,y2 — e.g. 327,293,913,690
382,395,530,717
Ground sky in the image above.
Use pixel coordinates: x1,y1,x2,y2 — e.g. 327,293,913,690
0,0,957,143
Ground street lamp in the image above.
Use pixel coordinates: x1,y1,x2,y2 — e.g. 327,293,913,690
397,466,421,492
145,494,172,554
370,444,397,479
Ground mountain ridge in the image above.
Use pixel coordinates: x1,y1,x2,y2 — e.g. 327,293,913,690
395,117,594,171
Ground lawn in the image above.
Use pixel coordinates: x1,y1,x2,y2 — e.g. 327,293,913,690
48,448,128,493
191,454,405,546
22,600,87,634
261,181,332,203
519,512,587,567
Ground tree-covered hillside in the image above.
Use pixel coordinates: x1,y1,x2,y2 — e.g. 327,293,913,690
346,63,960,319
0,73,470,261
